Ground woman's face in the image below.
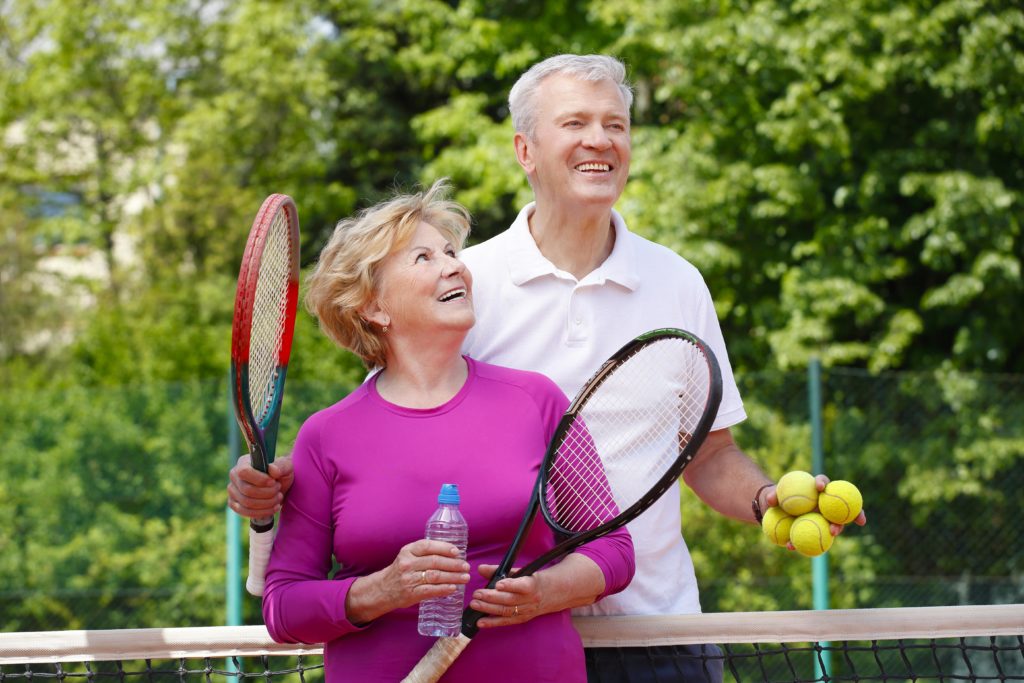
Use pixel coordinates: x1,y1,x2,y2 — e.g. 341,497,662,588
371,220,474,338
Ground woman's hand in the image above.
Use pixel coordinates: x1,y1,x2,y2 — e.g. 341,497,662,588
469,564,544,627
345,539,470,625
470,554,605,629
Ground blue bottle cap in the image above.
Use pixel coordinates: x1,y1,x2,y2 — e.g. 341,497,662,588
438,483,460,504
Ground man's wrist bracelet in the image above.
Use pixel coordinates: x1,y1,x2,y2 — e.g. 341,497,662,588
751,483,774,524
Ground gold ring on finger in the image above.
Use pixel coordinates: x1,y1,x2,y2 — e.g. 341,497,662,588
420,570,427,584
514,605,519,617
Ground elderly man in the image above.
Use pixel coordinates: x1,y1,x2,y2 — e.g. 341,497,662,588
229,54,865,682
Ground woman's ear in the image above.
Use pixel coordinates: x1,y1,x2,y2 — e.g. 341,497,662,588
359,299,390,329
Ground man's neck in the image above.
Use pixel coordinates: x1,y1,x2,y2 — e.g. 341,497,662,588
528,202,616,280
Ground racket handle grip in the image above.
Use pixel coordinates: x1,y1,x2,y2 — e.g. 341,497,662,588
401,634,471,683
246,519,276,596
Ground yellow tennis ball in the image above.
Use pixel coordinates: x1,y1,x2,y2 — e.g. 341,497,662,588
761,506,795,546
818,480,863,525
776,470,819,516
789,512,834,557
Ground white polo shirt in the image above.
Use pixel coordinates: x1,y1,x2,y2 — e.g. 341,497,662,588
460,202,746,617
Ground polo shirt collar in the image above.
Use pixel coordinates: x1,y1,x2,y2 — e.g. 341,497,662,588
506,203,640,290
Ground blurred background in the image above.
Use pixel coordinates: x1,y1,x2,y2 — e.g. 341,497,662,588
2,0,1021,631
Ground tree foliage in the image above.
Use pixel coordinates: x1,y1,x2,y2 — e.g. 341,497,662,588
416,0,1023,374
1,0,1021,628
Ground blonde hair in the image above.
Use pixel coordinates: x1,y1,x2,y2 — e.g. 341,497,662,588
305,179,471,368
508,54,634,138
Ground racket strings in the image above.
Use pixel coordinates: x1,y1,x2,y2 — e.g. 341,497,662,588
248,209,294,423
547,422,620,530
545,338,713,533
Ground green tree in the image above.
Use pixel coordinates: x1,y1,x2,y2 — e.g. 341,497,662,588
144,0,353,279
0,0,195,296
0,191,61,365
624,0,1023,374
3,0,1022,631
409,0,1024,375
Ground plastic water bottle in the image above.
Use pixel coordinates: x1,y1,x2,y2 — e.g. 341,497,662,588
417,483,469,637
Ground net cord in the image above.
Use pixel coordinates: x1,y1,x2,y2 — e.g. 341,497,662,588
2,605,1021,665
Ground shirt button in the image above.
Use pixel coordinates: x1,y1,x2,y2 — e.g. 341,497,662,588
575,318,582,325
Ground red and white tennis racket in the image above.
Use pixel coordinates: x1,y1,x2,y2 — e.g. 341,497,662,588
403,328,722,682
230,194,300,596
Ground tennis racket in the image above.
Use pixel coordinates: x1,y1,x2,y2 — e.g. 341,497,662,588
402,327,722,683
230,194,300,597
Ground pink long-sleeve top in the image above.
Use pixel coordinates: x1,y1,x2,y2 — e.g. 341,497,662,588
262,357,635,682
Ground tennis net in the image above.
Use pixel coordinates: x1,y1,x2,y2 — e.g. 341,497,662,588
1,605,1021,682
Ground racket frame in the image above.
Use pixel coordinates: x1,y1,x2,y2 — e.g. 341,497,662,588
466,327,722,633
403,328,724,682
229,194,300,533
531,327,723,568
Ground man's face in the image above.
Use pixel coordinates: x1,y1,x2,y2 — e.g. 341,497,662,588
516,74,631,212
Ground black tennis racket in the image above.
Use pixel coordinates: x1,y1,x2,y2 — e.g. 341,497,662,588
402,327,722,683
229,194,300,597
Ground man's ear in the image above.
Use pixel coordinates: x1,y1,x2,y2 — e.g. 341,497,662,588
514,131,535,174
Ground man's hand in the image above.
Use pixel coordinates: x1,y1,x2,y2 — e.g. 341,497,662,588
227,454,294,518
764,474,868,550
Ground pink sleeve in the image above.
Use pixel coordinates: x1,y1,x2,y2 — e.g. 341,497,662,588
261,417,368,643
574,526,635,599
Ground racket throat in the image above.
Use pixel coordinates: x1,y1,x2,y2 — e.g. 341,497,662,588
493,497,541,584
460,500,540,638
260,365,290,450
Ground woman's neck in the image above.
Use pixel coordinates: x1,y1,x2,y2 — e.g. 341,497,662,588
375,339,468,409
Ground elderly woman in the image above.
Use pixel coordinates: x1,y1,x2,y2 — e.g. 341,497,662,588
260,180,634,682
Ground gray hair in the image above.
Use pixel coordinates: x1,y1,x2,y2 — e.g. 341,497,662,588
508,54,634,137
